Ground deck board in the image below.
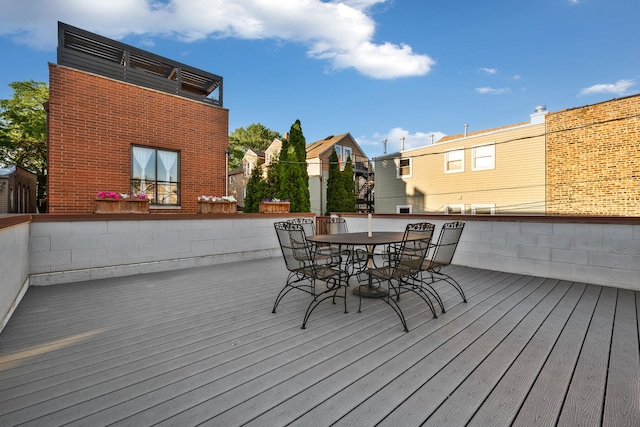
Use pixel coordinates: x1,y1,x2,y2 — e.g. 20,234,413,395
425,281,588,426
556,286,617,427
0,258,638,426
603,289,640,426
469,283,600,426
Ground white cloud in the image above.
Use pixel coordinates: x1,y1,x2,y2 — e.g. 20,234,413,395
512,74,521,80
478,67,497,75
578,79,636,97
0,0,434,79
358,128,446,154
475,86,511,95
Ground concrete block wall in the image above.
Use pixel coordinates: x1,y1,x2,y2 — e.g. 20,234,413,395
0,220,30,332
47,65,229,214
17,214,640,291
29,216,291,286
546,94,640,216
343,215,640,291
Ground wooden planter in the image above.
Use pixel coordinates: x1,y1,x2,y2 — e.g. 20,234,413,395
198,201,237,214
259,201,290,214
94,198,150,214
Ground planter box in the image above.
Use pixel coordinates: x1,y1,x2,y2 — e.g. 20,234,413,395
259,201,290,214
198,201,237,214
94,198,150,214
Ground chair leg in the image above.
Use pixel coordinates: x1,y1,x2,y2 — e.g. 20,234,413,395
398,277,438,319
301,277,348,329
433,270,466,303
383,288,409,332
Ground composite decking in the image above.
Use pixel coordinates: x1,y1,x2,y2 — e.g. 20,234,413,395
0,258,639,426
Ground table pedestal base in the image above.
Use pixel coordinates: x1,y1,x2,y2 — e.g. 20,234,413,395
353,286,388,298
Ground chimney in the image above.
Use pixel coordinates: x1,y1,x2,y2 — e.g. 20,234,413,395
530,105,548,124
430,134,435,144
383,139,387,154
400,137,405,151
464,124,469,137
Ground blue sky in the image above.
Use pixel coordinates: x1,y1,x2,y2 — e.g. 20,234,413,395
1,0,638,158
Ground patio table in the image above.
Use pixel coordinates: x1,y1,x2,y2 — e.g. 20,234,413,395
307,231,419,297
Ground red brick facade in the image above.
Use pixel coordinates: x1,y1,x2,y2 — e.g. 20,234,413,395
47,64,228,214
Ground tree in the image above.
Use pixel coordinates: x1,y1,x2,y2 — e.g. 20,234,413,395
325,148,348,214
341,154,357,212
0,80,49,212
278,120,310,212
228,123,282,170
243,165,268,213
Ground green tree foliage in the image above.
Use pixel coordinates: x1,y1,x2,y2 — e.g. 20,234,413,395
228,123,282,170
341,154,357,212
0,80,49,212
265,158,281,200
278,120,310,212
325,148,348,214
243,165,268,213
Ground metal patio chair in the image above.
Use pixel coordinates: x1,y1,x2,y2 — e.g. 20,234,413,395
273,221,349,329
358,222,436,332
419,221,467,308
381,221,446,314
287,218,328,255
322,217,366,276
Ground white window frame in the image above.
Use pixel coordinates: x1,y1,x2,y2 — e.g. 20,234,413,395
445,204,465,214
472,143,495,171
245,160,254,177
396,157,412,179
343,146,353,163
444,149,464,173
396,205,412,214
472,204,496,215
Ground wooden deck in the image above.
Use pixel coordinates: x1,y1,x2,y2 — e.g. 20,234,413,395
0,258,638,426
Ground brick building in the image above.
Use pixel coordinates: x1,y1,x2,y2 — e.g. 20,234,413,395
0,165,38,214
546,94,640,216
47,23,228,214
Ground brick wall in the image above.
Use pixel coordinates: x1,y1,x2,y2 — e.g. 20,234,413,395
48,64,229,214
546,94,640,215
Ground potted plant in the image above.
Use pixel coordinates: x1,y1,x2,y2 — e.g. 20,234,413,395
197,195,238,214
259,198,290,213
94,191,150,214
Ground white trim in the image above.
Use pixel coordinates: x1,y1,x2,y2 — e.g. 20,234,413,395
343,146,352,162
444,149,464,173
445,204,465,214
396,157,412,178
472,143,495,171
472,204,496,215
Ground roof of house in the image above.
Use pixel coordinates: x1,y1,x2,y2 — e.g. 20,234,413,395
306,133,368,159
243,149,265,160
228,166,243,175
437,121,530,143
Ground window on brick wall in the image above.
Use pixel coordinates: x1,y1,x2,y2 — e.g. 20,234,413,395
131,146,180,205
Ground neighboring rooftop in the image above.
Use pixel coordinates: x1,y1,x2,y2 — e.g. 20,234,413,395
57,22,223,107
